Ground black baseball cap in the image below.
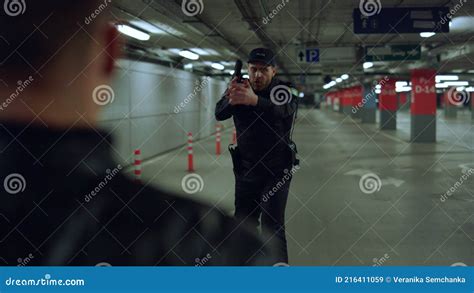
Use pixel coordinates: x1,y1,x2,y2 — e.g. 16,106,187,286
247,48,276,66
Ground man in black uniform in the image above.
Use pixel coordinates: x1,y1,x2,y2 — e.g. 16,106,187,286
0,0,274,266
215,48,298,264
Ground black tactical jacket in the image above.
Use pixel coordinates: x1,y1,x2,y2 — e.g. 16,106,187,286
215,78,298,171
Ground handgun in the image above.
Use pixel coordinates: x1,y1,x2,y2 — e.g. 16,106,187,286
232,59,243,83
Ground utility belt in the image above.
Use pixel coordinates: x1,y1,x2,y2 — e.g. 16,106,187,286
228,140,299,176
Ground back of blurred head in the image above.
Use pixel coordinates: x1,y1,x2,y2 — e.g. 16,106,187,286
0,0,121,128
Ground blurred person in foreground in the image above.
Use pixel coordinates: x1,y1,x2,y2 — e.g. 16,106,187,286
0,0,276,266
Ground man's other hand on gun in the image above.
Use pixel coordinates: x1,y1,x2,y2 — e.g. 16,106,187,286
227,77,258,106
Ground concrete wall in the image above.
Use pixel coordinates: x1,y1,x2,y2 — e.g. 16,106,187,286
97,59,230,165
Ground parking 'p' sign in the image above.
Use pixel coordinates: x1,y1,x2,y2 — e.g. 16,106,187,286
297,48,319,64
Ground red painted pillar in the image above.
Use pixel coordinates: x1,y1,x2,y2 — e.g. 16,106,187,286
410,69,436,142
351,85,363,118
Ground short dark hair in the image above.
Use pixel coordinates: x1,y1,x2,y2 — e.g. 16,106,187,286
0,0,110,79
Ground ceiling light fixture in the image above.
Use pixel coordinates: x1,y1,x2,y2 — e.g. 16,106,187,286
116,24,150,41
420,32,436,38
179,50,200,60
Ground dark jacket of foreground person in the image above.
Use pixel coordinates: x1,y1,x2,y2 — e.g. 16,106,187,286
0,123,275,266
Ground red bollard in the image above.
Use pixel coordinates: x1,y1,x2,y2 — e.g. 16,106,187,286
232,127,237,145
134,149,142,183
187,132,194,172
216,124,221,156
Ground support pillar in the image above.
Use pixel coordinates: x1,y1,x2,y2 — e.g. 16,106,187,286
410,69,436,142
361,83,377,123
444,87,459,119
471,93,474,121
379,79,397,130
351,86,363,119
341,88,352,115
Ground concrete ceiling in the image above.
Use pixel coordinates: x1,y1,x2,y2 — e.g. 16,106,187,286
110,0,474,92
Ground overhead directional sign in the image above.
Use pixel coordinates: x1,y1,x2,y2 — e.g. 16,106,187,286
365,45,421,62
297,48,320,64
353,7,450,34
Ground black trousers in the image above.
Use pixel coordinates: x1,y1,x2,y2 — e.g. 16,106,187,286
233,163,292,264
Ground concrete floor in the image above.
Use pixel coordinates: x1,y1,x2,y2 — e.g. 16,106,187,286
130,106,474,266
